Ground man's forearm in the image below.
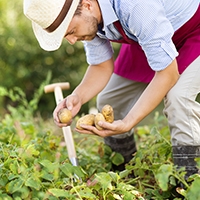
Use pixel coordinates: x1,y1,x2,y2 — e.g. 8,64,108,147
123,59,180,129
72,58,114,105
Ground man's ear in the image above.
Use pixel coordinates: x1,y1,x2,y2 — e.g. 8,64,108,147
81,0,93,11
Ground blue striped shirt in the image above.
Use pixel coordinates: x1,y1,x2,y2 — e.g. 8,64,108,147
83,0,199,71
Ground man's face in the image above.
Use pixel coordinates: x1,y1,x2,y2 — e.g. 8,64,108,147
64,12,99,44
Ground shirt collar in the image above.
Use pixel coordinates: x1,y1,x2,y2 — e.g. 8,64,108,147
97,0,118,31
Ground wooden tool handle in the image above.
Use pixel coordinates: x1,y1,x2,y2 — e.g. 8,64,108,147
62,126,77,160
44,82,70,93
52,86,77,164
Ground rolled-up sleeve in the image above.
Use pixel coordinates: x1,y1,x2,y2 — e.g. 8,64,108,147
142,38,178,71
83,37,114,65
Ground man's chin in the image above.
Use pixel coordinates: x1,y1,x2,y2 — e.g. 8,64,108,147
83,36,96,41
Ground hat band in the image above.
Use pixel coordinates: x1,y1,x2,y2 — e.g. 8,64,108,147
45,0,73,33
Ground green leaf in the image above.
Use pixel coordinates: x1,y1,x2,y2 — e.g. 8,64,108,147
0,87,8,96
9,159,18,174
104,144,113,155
0,175,8,187
111,152,124,166
122,191,136,200
186,177,200,199
39,160,59,173
0,193,13,200
12,197,22,200
95,172,113,190
25,176,41,190
4,157,14,168
118,182,135,191
119,169,130,179
6,178,23,194
113,193,123,200
60,163,74,178
106,194,115,200
155,164,173,191
125,194,138,200
78,187,96,199
108,171,120,183
40,170,54,181
13,186,30,199
48,188,73,198
25,144,40,157
59,163,83,180
72,166,85,179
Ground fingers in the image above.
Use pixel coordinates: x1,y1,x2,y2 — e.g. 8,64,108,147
52,96,75,127
97,120,114,130
75,123,113,137
53,99,66,120
53,118,72,128
75,120,128,137
74,128,98,135
65,93,79,111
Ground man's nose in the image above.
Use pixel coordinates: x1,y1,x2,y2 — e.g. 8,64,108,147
64,35,77,45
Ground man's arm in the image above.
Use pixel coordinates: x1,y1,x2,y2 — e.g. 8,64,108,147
72,57,114,105
123,59,179,128
53,57,114,127
78,59,180,136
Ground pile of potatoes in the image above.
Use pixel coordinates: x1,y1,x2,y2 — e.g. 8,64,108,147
76,104,114,130
58,104,114,130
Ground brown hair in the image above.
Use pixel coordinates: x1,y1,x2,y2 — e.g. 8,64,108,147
74,0,83,16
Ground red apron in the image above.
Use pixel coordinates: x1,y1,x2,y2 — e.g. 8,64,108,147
111,5,200,83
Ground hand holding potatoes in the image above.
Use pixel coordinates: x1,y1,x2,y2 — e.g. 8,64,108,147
76,104,114,130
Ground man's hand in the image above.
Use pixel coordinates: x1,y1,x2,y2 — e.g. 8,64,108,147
75,119,131,137
53,93,82,127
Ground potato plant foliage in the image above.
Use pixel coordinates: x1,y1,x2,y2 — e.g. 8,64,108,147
0,82,200,200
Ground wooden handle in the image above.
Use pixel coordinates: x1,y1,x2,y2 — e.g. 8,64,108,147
54,87,64,105
53,86,77,156
44,82,70,93
62,126,77,159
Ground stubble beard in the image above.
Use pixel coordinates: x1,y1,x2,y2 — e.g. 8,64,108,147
86,16,99,40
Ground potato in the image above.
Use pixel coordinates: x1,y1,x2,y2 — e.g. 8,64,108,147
76,114,95,130
101,104,114,123
58,108,72,123
94,113,106,130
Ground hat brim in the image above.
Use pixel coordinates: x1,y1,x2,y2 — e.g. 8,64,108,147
32,0,79,51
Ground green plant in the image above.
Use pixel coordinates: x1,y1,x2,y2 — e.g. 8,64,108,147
0,84,200,199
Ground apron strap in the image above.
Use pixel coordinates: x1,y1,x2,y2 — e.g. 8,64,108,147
110,21,136,44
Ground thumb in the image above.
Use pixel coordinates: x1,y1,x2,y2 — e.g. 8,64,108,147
98,121,113,129
66,101,73,110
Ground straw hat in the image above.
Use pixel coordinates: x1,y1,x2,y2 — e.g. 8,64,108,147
23,0,80,51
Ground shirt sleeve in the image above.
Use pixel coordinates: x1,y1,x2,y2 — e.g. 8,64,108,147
83,36,114,65
120,0,178,71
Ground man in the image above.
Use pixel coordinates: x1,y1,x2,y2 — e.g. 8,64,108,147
24,0,200,179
